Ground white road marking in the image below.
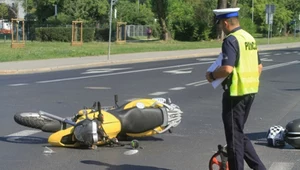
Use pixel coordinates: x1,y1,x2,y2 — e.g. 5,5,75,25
85,87,111,90
284,52,291,54
293,51,298,53
5,130,41,142
169,87,186,90
149,92,168,96
81,67,132,74
5,130,41,137
263,61,300,70
8,83,29,86
268,162,294,170
184,61,300,88
274,53,282,56
186,80,208,86
259,52,271,55
194,82,209,86
261,58,273,62
164,68,193,74
10,60,299,86
36,61,214,84
262,54,270,57
197,58,217,61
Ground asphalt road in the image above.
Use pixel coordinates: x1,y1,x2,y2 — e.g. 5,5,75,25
0,48,300,170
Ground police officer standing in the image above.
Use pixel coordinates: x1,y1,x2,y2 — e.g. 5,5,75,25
206,8,266,170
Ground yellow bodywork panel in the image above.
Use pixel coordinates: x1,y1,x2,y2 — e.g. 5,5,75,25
48,110,121,147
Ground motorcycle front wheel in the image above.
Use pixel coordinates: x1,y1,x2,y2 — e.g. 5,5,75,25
14,112,61,132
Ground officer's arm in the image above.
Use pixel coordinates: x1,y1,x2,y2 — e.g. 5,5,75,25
257,52,263,75
258,64,263,76
212,65,233,79
206,37,236,82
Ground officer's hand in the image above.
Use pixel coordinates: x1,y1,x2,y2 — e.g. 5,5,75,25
206,72,213,83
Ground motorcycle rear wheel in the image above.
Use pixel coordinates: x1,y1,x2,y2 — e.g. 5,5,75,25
14,112,61,132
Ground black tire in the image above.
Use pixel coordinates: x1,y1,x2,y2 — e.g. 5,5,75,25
14,112,61,132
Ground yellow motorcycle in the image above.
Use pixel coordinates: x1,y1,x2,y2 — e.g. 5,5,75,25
14,95,182,148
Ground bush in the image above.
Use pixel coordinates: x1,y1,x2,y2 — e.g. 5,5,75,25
95,28,110,41
35,27,95,42
82,28,95,42
240,17,257,36
35,27,72,42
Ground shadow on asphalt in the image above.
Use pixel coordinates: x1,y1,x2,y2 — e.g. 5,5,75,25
81,160,171,170
246,131,267,141
0,136,47,144
246,131,300,150
246,131,268,147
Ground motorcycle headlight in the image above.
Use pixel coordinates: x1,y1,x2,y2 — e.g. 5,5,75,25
74,119,99,146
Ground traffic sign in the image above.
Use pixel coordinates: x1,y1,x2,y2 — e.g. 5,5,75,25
265,4,275,14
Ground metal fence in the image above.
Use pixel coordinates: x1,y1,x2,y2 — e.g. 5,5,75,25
126,25,149,38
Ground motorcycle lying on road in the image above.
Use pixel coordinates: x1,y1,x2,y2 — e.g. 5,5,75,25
14,95,182,148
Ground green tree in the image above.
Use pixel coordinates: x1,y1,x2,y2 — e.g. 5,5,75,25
115,0,154,25
194,0,218,40
168,0,194,41
151,0,170,40
0,3,8,19
63,0,108,22
254,0,292,36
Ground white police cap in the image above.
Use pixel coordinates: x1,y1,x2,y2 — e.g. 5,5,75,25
213,8,240,19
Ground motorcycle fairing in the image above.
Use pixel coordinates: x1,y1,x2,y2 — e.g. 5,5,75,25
48,110,121,147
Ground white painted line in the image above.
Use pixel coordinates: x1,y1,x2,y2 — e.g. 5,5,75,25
164,68,193,74
261,58,273,62
85,87,111,90
5,130,41,137
186,80,207,86
260,52,271,55
261,54,270,57
284,52,291,54
183,61,299,88
194,82,209,86
81,67,132,74
169,87,186,90
8,83,29,86
274,53,282,56
149,92,168,96
263,61,300,70
197,58,217,61
293,51,298,53
268,162,294,170
36,61,214,84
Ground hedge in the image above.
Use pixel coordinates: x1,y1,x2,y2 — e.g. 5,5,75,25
35,27,110,42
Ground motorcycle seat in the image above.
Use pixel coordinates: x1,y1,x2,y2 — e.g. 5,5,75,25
109,107,165,134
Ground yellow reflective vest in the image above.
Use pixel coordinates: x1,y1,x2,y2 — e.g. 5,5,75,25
228,29,259,96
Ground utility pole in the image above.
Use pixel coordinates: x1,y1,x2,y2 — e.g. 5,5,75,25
252,0,254,23
108,0,118,60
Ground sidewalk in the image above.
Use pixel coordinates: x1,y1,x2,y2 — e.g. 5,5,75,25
0,42,299,75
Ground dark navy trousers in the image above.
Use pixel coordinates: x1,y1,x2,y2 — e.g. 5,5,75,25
222,91,266,170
